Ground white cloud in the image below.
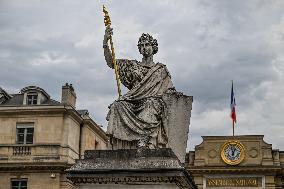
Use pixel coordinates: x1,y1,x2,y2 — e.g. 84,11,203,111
31,51,77,66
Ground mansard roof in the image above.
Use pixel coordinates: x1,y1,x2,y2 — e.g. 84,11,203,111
0,87,12,104
0,94,61,106
0,86,60,106
0,87,12,99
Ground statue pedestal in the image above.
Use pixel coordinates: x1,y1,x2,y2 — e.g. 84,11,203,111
67,148,196,189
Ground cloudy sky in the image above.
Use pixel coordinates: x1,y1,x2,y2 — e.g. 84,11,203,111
1,0,284,150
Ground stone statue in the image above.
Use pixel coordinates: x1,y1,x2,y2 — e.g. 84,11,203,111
67,10,194,188
103,27,174,149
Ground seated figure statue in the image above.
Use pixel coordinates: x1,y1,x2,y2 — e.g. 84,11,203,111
104,27,175,149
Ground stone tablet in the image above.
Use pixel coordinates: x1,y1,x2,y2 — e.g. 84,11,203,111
163,92,193,163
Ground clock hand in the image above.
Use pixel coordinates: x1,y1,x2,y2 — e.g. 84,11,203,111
232,146,236,157
230,146,235,156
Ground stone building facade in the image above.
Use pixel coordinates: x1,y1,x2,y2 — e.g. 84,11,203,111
0,84,108,189
1,84,284,189
186,135,284,189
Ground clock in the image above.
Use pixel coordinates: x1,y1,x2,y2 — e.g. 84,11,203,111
221,140,245,165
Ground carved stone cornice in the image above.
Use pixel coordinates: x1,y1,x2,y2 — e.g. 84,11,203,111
187,165,282,174
0,162,70,172
0,105,81,120
68,170,194,189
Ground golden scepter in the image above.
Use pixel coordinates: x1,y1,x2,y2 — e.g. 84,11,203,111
103,5,121,98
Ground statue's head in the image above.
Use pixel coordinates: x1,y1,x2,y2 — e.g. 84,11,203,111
137,33,158,56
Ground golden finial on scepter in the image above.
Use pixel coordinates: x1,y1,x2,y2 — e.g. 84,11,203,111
103,5,111,27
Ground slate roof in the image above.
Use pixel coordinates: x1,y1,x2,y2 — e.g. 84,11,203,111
0,86,86,120
77,109,89,116
0,94,61,106
0,87,12,99
0,87,5,94
41,98,61,105
0,94,23,106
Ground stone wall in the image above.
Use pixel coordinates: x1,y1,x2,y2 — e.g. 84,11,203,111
0,172,60,189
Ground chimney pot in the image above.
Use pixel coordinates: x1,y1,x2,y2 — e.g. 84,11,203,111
61,83,76,108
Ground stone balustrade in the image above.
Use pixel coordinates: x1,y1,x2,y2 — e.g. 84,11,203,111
0,144,79,164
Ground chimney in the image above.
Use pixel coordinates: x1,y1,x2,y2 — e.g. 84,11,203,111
61,83,76,108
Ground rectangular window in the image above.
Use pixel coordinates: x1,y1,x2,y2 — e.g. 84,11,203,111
11,179,27,189
16,123,34,144
27,93,38,105
95,140,99,150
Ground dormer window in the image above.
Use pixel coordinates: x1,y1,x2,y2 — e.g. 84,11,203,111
21,86,50,105
27,93,38,105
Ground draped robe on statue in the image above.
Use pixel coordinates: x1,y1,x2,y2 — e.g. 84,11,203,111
106,59,173,148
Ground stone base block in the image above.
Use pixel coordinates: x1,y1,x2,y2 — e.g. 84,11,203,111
67,148,196,189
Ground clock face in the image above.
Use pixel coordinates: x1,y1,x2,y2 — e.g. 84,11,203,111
221,141,245,165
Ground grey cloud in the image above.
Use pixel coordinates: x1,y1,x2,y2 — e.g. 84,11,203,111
1,0,284,150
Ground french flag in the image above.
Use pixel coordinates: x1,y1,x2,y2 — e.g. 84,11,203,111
231,82,237,123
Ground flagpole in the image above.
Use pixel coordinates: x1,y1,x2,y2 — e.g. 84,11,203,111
231,80,235,137
233,119,235,136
